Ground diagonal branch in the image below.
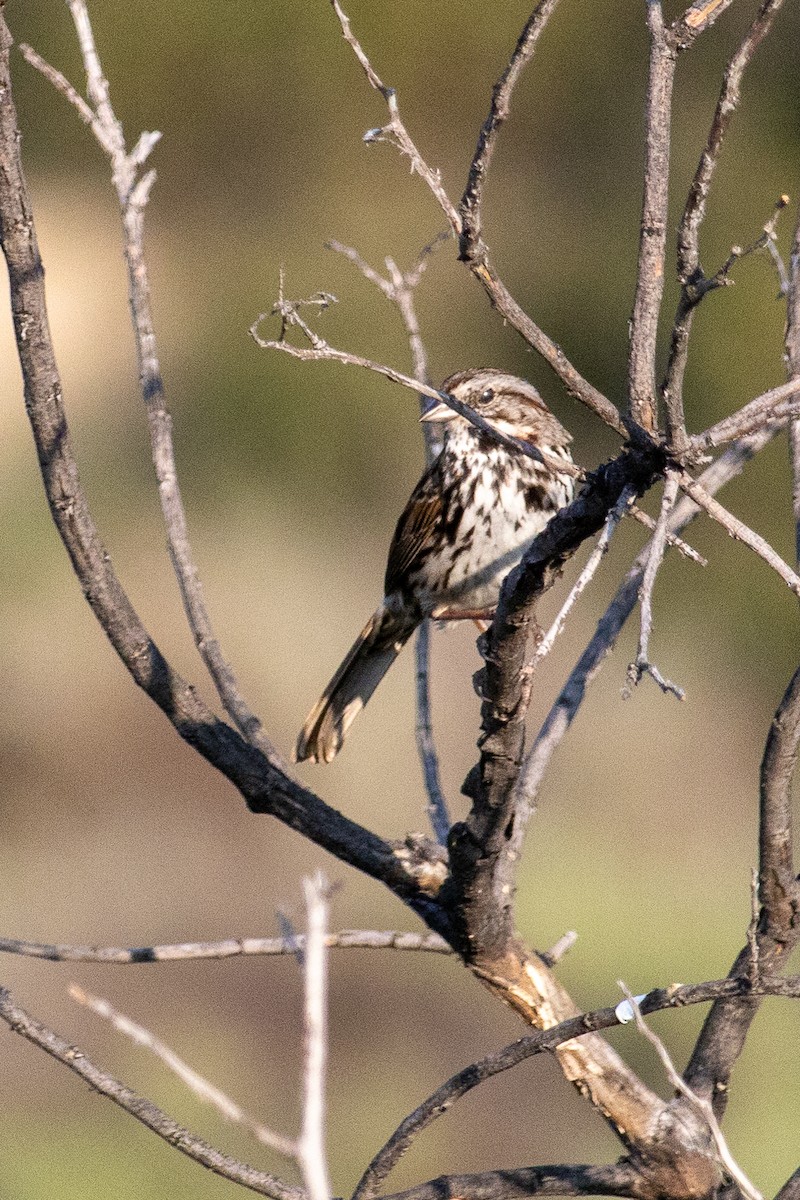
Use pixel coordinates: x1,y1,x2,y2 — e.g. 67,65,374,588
70,983,297,1159
459,0,561,263
328,0,623,434
662,0,786,444
0,15,451,935
0,985,303,1200
514,420,782,826
21,5,279,761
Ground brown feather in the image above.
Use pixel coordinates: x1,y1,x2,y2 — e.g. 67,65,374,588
294,604,418,763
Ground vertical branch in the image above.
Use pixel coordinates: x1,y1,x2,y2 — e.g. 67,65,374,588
386,248,451,841
628,3,676,436
663,0,786,446
787,205,800,566
683,667,800,1115
298,874,332,1200
24,2,280,760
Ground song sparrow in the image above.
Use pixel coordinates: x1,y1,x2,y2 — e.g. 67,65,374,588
294,368,575,763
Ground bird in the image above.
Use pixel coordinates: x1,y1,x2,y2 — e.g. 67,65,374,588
294,367,575,764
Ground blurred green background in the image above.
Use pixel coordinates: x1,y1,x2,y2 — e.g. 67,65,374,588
1,0,799,1196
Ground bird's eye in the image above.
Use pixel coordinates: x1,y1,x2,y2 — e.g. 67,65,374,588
480,387,494,403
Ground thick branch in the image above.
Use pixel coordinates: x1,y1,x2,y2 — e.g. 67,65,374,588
380,1163,640,1200
683,667,800,1114
0,19,450,934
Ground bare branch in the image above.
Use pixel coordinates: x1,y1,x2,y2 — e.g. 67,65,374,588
777,1167,800,1200
0,929,453,965
459,0,561,262
328,0,623,433
298,874,332,1200
252,305,579,476
621,986,763,1200
329,0,460,231
672,0,736,49
678,472,800,597
380,1163,640,1200
625,471,685,699
787,203,800,565
0,985,303,1200
515,421,781,812
354,972,800,1200
70,984,297,1159
684,667,800,1113
532,486,634,669
663,1,786,439
693,377,800,450
23,3,280,761
627,3,676,436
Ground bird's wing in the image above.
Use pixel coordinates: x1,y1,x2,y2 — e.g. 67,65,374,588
384,470,443,595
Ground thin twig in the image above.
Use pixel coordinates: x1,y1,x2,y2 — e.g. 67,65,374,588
532,486,634,668
324,237,452,840
515,422,780,812
628,3,676,435
329,0,460,231
619,985,764,1200
787,203,800,565
22,4,281,761
298,874,332,1200
625,470,685,699
678,471,800,597
693,376,800,450
70,984,297,1158
0,986,303,1200
663,1,786,441
459,0,560,262
0,928,452,964
252,306,576,476
328,0,622,433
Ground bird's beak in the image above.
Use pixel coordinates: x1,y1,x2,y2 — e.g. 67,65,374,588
420,399,458,424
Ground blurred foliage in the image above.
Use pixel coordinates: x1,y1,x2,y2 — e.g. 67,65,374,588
1,1,800,1198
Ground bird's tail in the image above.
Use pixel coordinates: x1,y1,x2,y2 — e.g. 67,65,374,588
294,604,418,763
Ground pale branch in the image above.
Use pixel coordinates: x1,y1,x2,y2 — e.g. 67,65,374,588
677,472,800,597
684,666,800,1117
298,874,333,1200
672,0,737,49
324,236,451,841
620,987,763,1200
0,985,303,1200
1,22,459,934
693,377,800,450
628,2,676,437
459,0,561,262
0,929,453,964
663,0,787,434
353,974,800,1200
328,0,622,433
21,6,280,763
787,204,800,565
415,618,450,845
532,486,635,669
70,984,297,1159
329,0,460,231
514,421,780,815
625,470,685,700
251,308,578,477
